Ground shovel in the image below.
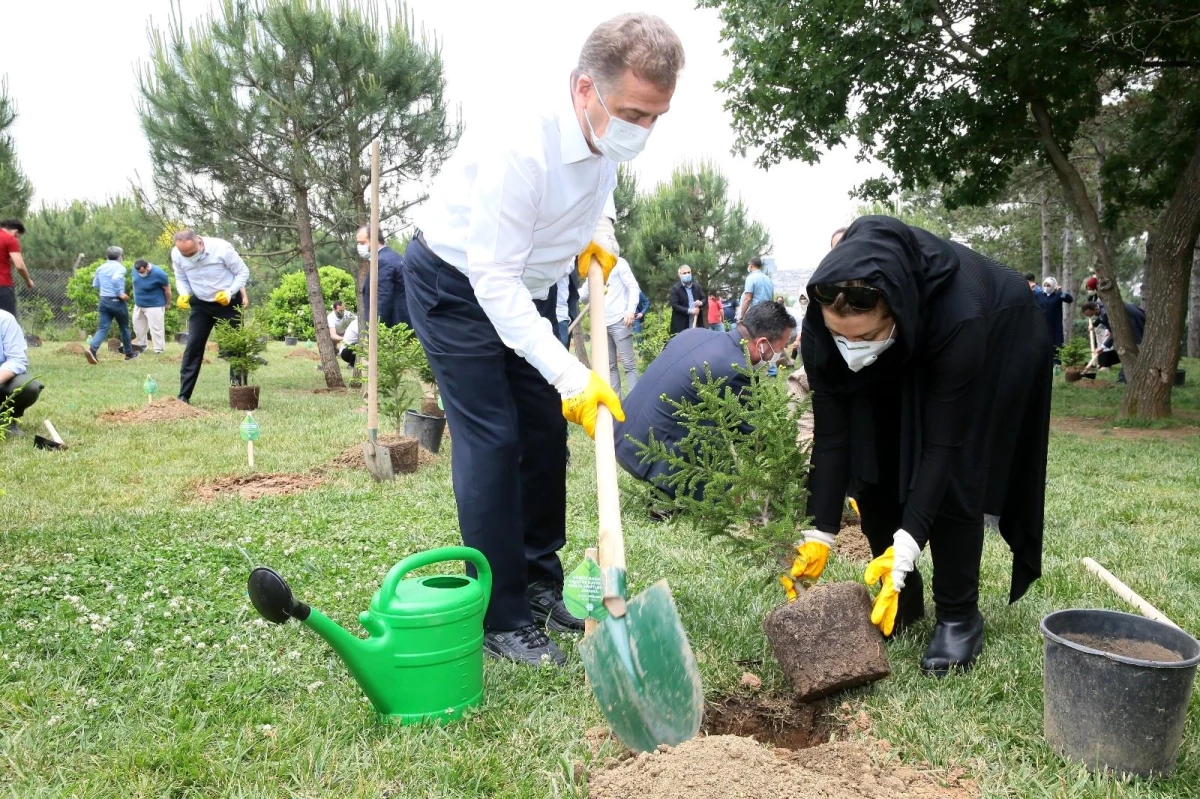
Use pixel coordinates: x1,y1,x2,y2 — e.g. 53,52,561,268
577,256,704,753
34,419,68,451
362,137,393,482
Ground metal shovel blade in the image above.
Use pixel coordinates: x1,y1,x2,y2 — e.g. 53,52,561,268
578,580,704,753
362,440,394,482
33,435,65,451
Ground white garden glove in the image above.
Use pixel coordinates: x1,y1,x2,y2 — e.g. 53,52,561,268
593,215,619,257
889,529,921,590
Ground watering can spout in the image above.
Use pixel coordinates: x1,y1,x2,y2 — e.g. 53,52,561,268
303,609,380,669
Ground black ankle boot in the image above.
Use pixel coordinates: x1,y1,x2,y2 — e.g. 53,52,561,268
889,569,926,638
920,610,984,677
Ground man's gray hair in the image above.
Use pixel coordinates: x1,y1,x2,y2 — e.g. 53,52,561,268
106,246,124,261
173,230,200,244
677,263,692,274
578,14,685,92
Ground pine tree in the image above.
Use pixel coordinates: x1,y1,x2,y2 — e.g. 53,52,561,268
0,78,33,220
138,0,457,387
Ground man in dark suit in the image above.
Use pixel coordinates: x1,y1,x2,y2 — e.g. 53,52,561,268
616,301,794,497
668,264,705,335
356,225,409,328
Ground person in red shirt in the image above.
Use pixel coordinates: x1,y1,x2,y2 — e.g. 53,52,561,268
706,292,725,330
0,219,36,317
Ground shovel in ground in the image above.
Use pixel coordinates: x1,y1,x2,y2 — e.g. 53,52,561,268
34,419,68,451
576,256,704,753
361,137,393,482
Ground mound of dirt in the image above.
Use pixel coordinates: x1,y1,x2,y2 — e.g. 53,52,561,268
58,343,88,355
192,472,322,502
588,735,977,799
835,523,873,562
287,348,321,360
98,397,211,424
331,434,439,470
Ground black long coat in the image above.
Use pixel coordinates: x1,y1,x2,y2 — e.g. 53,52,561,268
801,216,1051,603
668,280,706,335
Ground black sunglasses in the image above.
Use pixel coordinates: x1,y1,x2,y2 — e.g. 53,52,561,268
809,283,882,312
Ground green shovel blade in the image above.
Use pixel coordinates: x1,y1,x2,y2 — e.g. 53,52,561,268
578,580,704,753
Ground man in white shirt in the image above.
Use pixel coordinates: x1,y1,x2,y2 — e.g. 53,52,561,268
405,13,684,666
579,255,642,395
171,229,250,403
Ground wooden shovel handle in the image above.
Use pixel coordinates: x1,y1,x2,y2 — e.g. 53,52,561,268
588,259,627,618
43,420,64,445
366,138,381,439
1082,557,1179,629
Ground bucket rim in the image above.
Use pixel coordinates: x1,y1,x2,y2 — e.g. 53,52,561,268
1040,608,1200,669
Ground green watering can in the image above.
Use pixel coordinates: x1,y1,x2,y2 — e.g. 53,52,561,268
247,547,491,725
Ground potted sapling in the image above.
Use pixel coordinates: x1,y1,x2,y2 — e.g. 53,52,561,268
212,309,269,410
1058,338,1091,383
354,322,423,472
404,339,446,453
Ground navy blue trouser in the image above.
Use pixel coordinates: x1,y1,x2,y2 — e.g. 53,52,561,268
179,298,242,401
405,236,568,631
90,298,133,355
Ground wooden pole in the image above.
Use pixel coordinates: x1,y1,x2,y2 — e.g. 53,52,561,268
247,440,255,469
1082,557,1179,629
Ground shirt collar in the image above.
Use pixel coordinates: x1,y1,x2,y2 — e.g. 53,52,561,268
560,90,598,165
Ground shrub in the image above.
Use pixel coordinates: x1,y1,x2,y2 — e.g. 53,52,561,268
353,322,428,431
211,310,269,382
636,308,671,367
19,296,53,335
264,267,357,340
1059,337,1092,369
632,359,812,562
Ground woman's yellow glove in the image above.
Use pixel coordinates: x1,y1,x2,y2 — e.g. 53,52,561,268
864,547,898,635
789,531,836,581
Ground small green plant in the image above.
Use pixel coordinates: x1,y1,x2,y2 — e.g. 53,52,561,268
20,296,54,336
1058,337,1092,369
354,322,429,431
636,308,671,368
211,310,269,383
633,358,813,562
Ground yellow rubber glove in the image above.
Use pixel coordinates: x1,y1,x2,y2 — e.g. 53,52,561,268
576,241,618,283
214,290,231,306
864,547,899,636
779,575,798,602
561,371,625,438
176,294,190,310
789,530,836,582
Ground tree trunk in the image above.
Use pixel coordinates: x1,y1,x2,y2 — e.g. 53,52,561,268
1120,131,1200,419
1061,213,1075,345
1188,244,1200,359
1040,185,1051,279
296,185,345,389
1031,102,1141,378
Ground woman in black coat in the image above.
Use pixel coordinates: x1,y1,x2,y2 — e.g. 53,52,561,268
792,216,1051,676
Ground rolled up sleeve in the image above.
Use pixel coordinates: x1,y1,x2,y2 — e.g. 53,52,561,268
1,317,29,376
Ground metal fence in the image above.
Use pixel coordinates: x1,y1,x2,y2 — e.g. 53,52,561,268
14,270,77,338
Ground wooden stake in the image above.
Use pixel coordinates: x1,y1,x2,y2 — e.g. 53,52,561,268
247,440,255,470
1082,557,1180,629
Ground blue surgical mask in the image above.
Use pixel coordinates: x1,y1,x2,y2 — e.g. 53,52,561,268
584,79,653,162
681,274,693,285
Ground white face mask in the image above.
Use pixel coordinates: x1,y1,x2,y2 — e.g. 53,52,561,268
755,340,783,370
356,243,371,259
584,80,652,162
834,326,895,373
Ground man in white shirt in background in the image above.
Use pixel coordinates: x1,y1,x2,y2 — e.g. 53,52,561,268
579,253,642,396
171,230,250,403
405,13,684,666
555,274,572,346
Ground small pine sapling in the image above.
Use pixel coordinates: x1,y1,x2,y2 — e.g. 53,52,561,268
211,309,269,384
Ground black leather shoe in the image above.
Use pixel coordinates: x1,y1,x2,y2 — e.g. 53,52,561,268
920,610,984,677
528,581,584,632
889,568,926,638
484,624,566,666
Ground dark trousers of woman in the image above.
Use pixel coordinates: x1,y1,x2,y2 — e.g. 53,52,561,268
854,405,984,623
404,235,567,631
179,298,242,402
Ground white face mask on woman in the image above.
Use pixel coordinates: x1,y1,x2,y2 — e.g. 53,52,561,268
833,326,895,372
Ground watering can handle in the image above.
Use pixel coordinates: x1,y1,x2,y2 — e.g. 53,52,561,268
379,546,492,614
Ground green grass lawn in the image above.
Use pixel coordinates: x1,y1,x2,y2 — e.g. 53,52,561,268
3,344,1199,798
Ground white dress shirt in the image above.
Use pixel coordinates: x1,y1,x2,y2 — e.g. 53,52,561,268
555,275,571,324
416,90,617,385
171,236,250,302
579,258,641,326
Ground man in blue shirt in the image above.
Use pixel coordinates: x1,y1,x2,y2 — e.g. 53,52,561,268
85,247,138,364
736,255,775,321
131,259,172,354
171,230,251,403
0,309,44,436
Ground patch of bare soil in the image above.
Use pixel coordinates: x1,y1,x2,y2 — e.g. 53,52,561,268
1071,378,1115,389
164,354,211,364
192,472,322,502
58,343,88,355
588,734,978,799
287,348,321,360
330,434,439,470
98,396,211,424
1063,632,1183,662
1053,415,1200,441
835,523,873,562
702,695,833,751
311,387,348,394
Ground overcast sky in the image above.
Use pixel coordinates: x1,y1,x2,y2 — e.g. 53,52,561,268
5,0,880,277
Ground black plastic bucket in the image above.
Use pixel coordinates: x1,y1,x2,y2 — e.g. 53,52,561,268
1041,609,1200,776
404,410,446,454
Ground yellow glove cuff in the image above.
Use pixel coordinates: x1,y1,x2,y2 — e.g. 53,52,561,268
576,241,618,282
